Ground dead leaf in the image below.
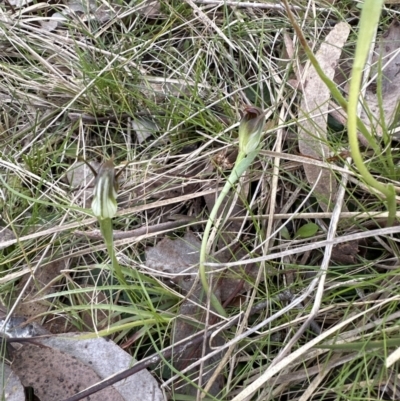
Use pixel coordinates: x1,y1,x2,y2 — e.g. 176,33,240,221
65,2,87,14
146,232,199,280
138,78,206,103
11,334,164,401
14,260,67,324
361,19,400,136
39,14,64,32
37,334,164,401
283,32,303,84
331,241,359,264
66,160,98,188
12,343,125,401
0,315,48,338
298,22,350,211
45,0,122,27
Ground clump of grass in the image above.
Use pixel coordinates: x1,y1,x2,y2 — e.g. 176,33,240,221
1,0,400,400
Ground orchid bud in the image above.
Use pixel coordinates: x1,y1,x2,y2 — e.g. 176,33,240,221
91,159,118,220
238,106,266,154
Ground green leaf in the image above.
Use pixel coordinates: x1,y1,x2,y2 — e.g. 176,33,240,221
295,223,319,239
280,226,291,240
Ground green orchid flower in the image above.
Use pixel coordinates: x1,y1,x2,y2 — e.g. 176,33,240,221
78,156,130,287
78,157,127,220
91,159,118,220
199,105,267,317
238,106,266,155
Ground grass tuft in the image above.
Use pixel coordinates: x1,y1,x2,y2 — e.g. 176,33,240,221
1,0,400,399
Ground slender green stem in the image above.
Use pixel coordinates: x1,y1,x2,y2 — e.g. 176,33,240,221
199,150,258,317
283,0,396,226
99,217,128,287
282,0,379,154
346,0,395,226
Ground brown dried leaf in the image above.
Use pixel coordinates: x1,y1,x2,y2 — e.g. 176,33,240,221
131,117,158,144
66,160,99,208
66,161,98,188
39,14,63,32
283,32,303,84
14,260,67,323
298,22,350,211
138,78,209,103
146,232,200,280
12,344,124,401
331,241,359,264
37,334,163,401
64,0,120,23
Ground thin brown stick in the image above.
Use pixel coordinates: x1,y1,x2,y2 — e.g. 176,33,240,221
74,217,196,240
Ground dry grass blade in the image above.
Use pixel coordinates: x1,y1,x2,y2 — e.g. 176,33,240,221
230,295,400,401
206,225,400,268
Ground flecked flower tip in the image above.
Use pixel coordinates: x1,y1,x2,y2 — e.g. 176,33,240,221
238,106,266,155
91,159,118,220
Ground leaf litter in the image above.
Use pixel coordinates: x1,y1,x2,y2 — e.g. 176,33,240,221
1,1,400,400
12,343,125,401
4,315,163,400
